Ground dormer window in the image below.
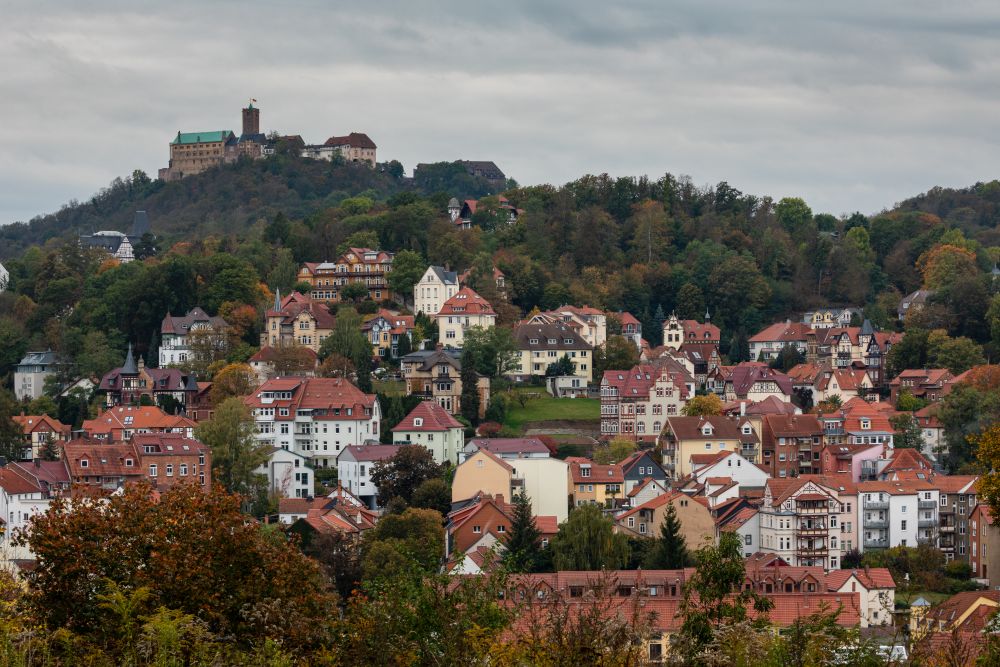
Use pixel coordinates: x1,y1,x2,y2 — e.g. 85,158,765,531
80,459,89,468
547,338,557,345
414,418,423,427
861,419,870,430
702,425,713,436
529,338,539,345
580,466,591,478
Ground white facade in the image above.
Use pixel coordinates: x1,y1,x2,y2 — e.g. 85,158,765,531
437,314,496,348
730,512,761,558
859,486,937,551
832,573,895,628
0,262,7,292
257,448,314,499
507,457,570,523
0,481,51,564
337,446,399,508
392,425,465,467
691,451,770,487
759,479,853,569
413,266,459,316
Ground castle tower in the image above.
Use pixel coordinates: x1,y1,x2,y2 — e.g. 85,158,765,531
242,101,260,136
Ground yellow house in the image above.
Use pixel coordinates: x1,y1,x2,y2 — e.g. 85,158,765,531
567,458,624,508
511,322,593,383
614,491,715,546
660,416,743,480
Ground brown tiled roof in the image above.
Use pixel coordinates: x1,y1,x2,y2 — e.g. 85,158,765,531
324,132,377,149
568,458,624,484
0,467,42,495
514,322,590,351
726,364,793,397
12,414,70,436
468,438,549,456
666,416,741,441
763,413,822,437
749,322,813,343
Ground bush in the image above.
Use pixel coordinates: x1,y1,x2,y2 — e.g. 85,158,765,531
945,560,973,580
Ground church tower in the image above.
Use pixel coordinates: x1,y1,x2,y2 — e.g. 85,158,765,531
242,101,260,136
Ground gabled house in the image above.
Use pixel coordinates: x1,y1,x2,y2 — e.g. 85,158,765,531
81,406,196,443
661,416,744,480
413,266,459,316
748,322,813,361
435,287,496,347
132,433,211,492
392,400,465,466
257,446,313,499
600,365,689,442
337,444,401,509
159,307,229,367
723,363,793,403
526,306,607,348
400,348,490,418
619,450,669,495
889,368,954,405
261,291,336,353
614,491,714,544
362,309,414,359
567,457,625,508
98,345,199,409
12,415,71,460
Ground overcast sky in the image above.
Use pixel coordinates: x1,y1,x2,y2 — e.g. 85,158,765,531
2,1,999,225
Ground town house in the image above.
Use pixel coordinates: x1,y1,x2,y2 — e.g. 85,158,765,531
760,414,824,478
759,476,857,569
413,266,459,316
245,377,380,468
12,414,70,460
399,348,490,418
391,401,465,466
159,307,229,367
660,416,743,480
362,309,414,359
567,458,624,508
600,364,689,443
336,444,400,509
511,322,593,382
262,291,336,353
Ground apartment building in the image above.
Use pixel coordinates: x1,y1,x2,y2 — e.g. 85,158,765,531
760,414,824,478
759,475,857,569
857,481,938,552
245,377,380,468
511,322,592,382
297,248,394,303
413,266,459,316
660,416,746,480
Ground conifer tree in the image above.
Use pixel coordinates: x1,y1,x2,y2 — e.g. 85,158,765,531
644,501,689,569
460,348,480,424
40,434,60,462
504,492,543,573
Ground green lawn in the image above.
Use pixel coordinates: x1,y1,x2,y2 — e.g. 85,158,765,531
373,379,406,396
502,387,599,432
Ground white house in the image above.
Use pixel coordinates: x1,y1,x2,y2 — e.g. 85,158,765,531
691,451,770,488
858,481,938,551
13,350,61,401
826,569,896,628
626,478,669,507
337,444,401,509
245,377,381,469
159,307,229,366
257,447,314,499
721,507,760,558
413,266,459,317
391,401,465,466
434,287,496,348
0,466,53,564
507,457,571,523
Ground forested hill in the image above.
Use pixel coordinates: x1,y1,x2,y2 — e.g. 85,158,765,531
0,156,502,260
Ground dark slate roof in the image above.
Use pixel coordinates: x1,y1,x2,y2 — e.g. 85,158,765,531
16,350,61,369
401,349,462,372
121,344,138,375
430,265,458,285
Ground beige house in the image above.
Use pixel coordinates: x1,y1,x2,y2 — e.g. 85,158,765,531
414,266,459,316
262,291,336,353
615,491,715,548
399,349,490,418
526,305,607,348
451,448,569,522
510,322,593,383
661,416,743,480
434,287,496,347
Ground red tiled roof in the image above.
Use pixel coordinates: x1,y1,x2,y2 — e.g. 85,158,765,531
82,407,195,438
825,568,895,591
749,322,813,343
437,287,495,316
12,414,70,436
0,467,43,495
726,363,793,397
393,400,464,432
568,459,623,484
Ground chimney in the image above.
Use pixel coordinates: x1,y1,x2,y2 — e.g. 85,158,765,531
34,458,40,469
740,401,746,417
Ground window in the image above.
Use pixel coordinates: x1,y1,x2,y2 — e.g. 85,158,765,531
745,534,752,545
497,525,506,533
149,464,158,477
166,465,174,477
639,523,647,534
473,525,482,534
901,520,907,530
180,464,188,475
80,459,89,468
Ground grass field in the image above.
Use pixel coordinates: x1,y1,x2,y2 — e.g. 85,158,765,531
502,387,599,432
373,379,406,396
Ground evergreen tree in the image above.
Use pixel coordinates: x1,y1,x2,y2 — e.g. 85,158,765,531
396,331,413,359
644,502,689,569
460,348,480,424
654,303,666,325
504,492,543,573
40,434,60,462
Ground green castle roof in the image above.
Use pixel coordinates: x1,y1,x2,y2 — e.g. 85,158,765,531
171,131,233,145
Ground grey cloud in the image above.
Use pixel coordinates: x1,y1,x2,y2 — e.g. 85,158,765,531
2,0,1000,225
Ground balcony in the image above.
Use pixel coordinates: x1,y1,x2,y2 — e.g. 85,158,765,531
918,518,937,528
919,500,938,510
864,539,888,549
797,526,828,537
864,518,888,528
940,524,955,533
864,501,889,510
797,504,829,514
797,546,828,555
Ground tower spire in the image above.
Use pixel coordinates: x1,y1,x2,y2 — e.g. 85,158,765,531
274,288,281,312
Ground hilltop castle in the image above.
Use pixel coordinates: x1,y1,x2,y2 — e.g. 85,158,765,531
158,102,377,181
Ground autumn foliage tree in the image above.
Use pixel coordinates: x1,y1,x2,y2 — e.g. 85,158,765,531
682,393,724,416
18,483,336,652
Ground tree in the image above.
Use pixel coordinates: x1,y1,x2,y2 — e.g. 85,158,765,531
39,433,60,462
550,505,630,571
544,354,575,377
460,348,481,424
592,437,637,465
370,445,442,506
411,477,452,516
270,343,316,376
340,281,370,303
682,393,723,416
193,398,270,504
891,414,924,450
917,243,978,290
462,326,519,378
386,250,426,304
675,283,705,321
769,344,804,372
504,492,544,573
208,363,257,405
0,390,26,462
896,389,928,412
362,507,444,577
319,307,373,392
673,532,773,664
927,332,985,375
975,424,1000,518
593,334,640,378
645,502,690,569
19,483,336,651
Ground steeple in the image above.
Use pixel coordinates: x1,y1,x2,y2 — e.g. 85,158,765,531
705,308,711,322
273,288,281,312
122,343,138,374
